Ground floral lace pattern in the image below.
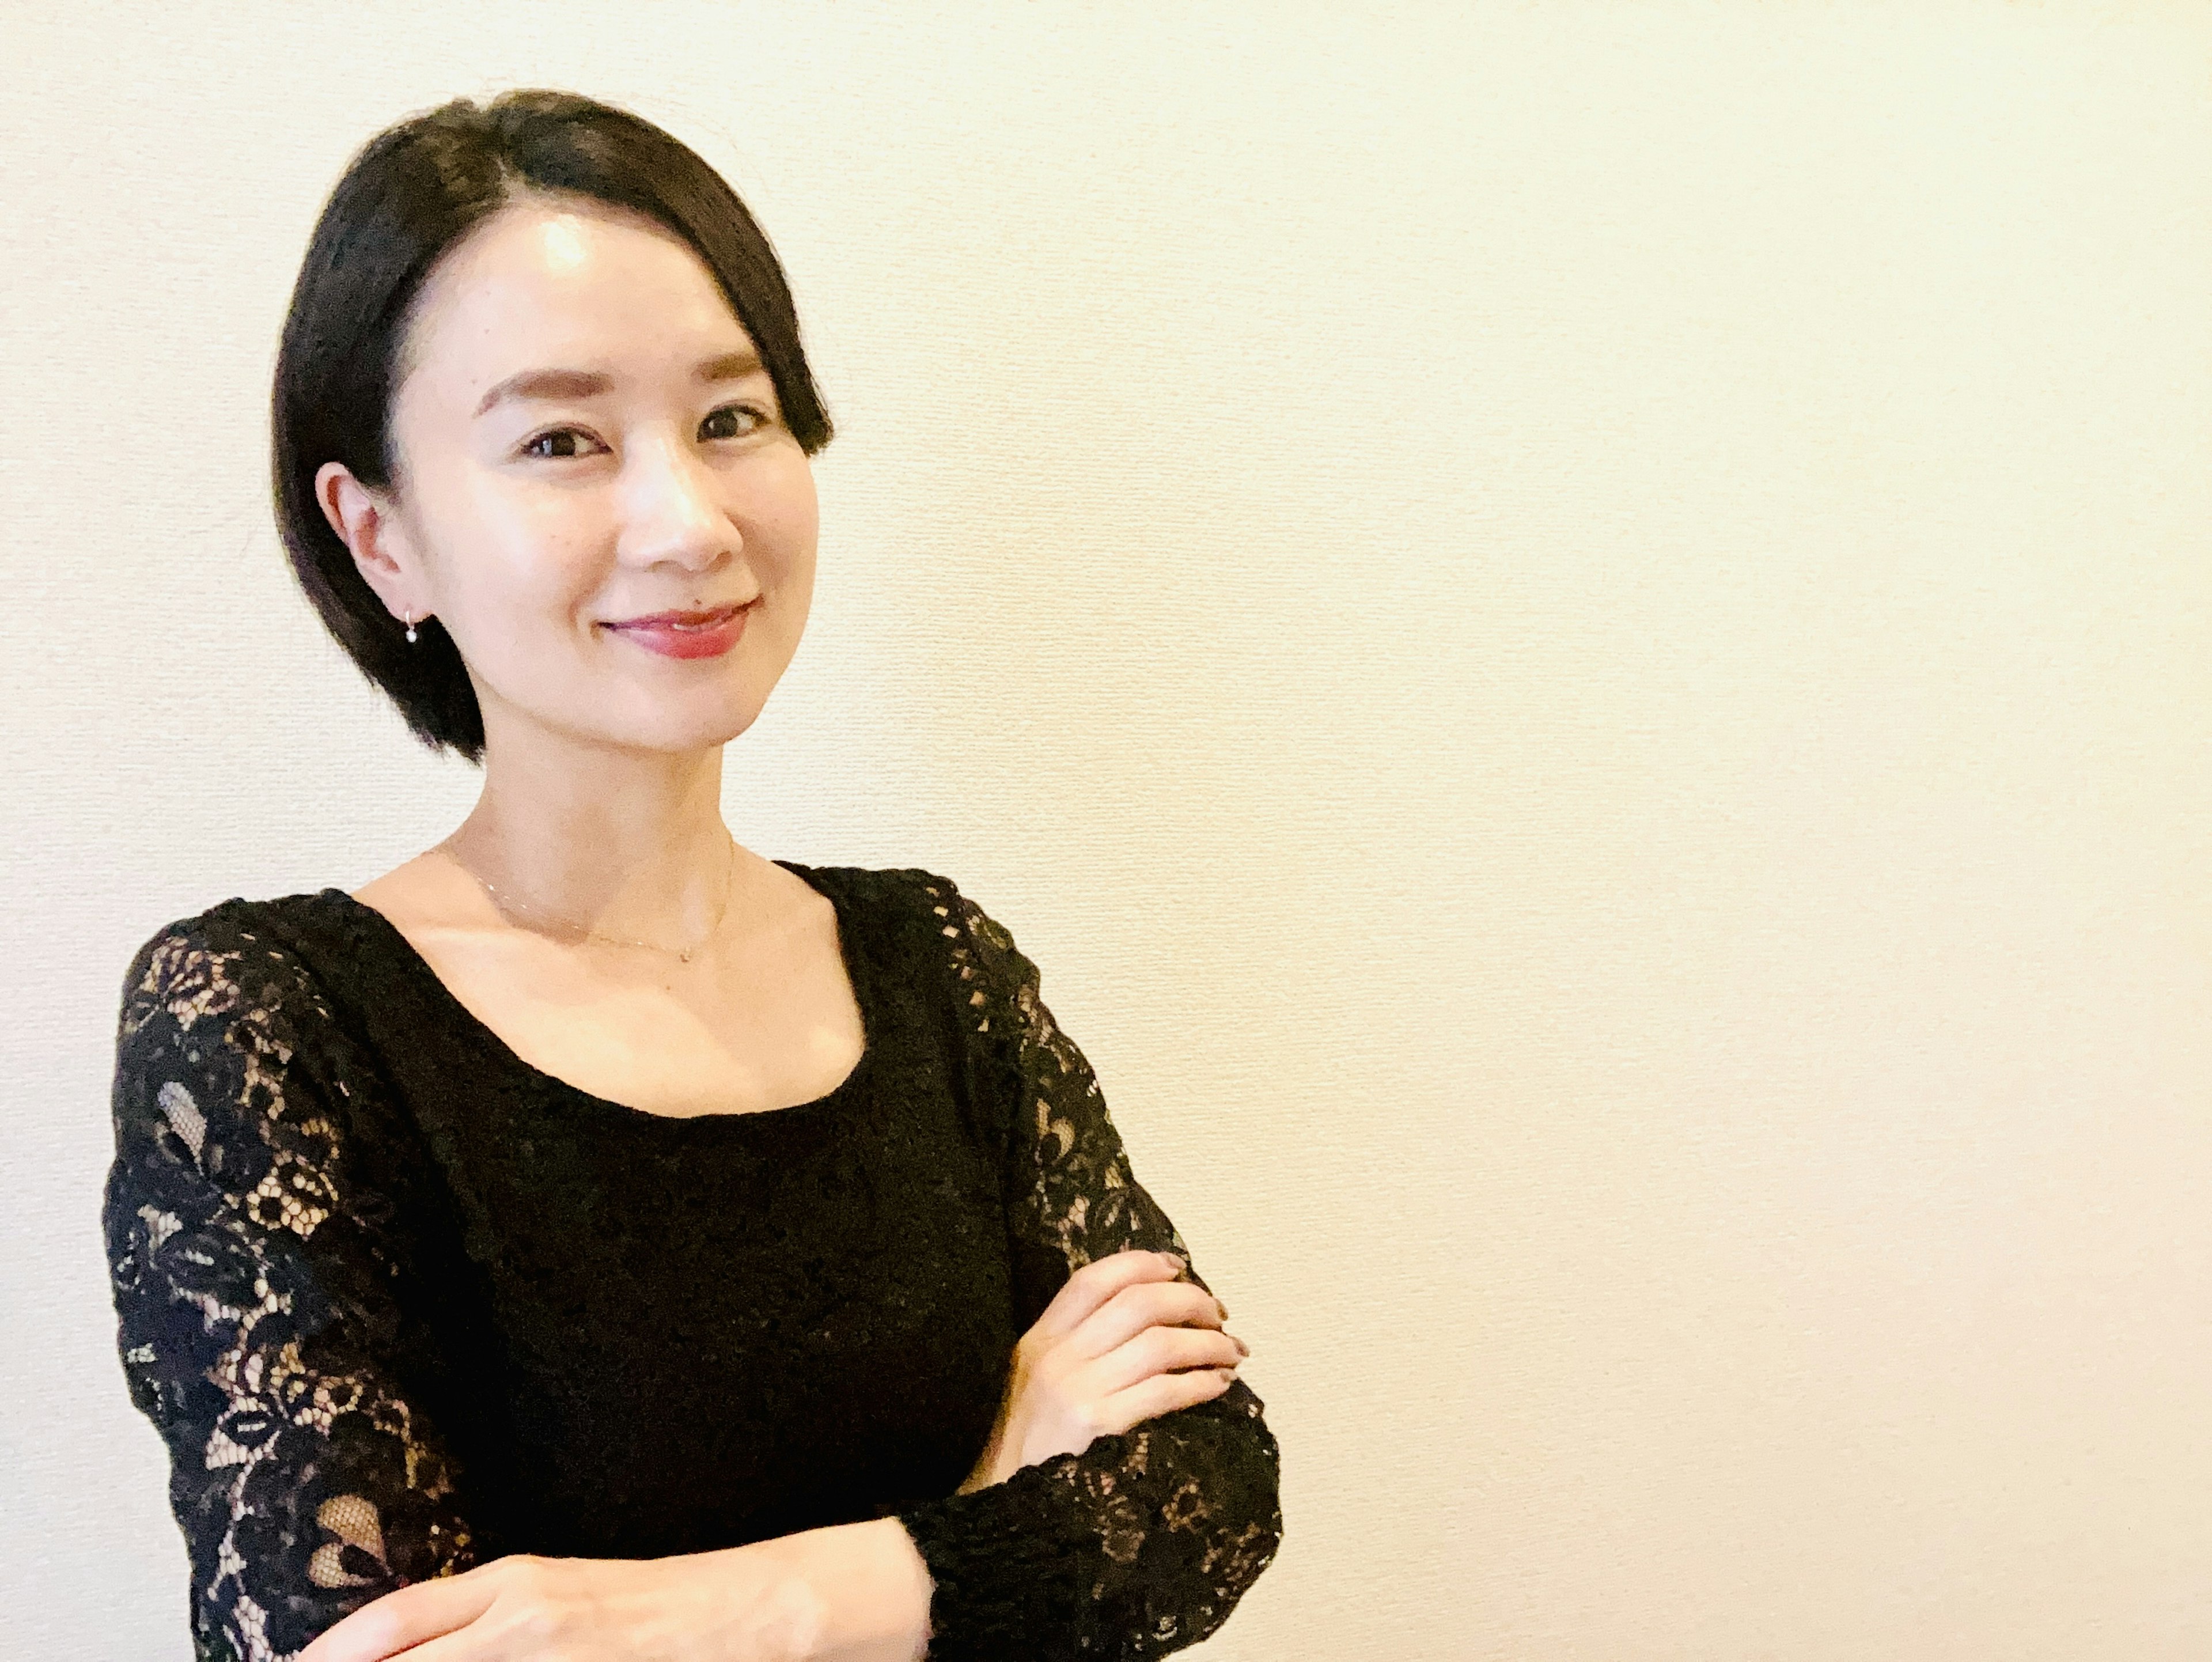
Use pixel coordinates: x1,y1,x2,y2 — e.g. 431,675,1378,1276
897,879,1283,1660
104,919,475,1661
103,872,1279,1662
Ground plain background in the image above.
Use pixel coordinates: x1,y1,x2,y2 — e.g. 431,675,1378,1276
4,3,2209,1658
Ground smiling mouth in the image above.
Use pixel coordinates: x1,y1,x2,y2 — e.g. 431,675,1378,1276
594,599,759,661
604,600,754,632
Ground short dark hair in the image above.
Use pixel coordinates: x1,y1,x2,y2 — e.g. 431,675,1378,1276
271,88,835,763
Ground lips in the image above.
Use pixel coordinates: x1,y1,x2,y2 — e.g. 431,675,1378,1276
601,599,756,661
613,603,747,629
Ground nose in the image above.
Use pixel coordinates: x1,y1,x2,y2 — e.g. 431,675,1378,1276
616,427,741,574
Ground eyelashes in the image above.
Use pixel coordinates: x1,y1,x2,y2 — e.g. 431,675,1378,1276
699,402,772,442
525,426,594,461
520,402,774,461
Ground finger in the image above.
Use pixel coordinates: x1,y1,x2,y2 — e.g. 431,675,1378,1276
1090,1365,1237,1437
1067,1279,1228,1360
314,1626,485,1662
298,1562,502,1662
1089,1324,1246,1396
1029,1248,1185,1343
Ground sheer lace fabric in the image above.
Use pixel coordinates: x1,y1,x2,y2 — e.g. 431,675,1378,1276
106,925,477,1661
104,868,1281,1661
897,881,1282,1659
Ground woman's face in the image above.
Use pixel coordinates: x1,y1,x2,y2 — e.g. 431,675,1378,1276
323,191,820,758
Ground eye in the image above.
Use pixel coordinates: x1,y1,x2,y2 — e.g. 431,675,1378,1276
702,402,772,440
520,426,605,461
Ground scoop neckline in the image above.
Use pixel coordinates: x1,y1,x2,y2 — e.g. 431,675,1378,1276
316,857,879,1130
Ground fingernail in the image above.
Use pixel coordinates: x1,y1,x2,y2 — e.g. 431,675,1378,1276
1233,1336,1250,1357
1215,1298,1230,1321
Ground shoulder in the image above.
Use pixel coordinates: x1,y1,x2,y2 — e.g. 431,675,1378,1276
781,863,1015,953
110,892,415,1205
777,862,1032,1006
776,861,963,931
116,889,358,1047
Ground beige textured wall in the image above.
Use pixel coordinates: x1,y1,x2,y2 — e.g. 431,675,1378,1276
5,5,2208,1658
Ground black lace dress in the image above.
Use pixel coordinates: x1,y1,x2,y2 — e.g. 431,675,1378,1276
101,862,1282,1662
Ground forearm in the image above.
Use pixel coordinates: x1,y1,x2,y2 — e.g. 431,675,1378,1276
899,1385,1283,1662
736,1516,934,1662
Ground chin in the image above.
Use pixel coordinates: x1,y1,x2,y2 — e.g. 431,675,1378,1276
621,696,767,755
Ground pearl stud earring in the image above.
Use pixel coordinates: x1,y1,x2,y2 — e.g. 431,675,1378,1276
403,611,419,644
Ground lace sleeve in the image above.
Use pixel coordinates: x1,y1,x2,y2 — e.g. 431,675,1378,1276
896,877,1283,1661
101,914,477,1662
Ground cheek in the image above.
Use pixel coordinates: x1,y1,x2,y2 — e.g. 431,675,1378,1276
752,452,820,555
453,487,599,604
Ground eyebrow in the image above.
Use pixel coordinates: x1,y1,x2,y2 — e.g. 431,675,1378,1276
472,349,767,418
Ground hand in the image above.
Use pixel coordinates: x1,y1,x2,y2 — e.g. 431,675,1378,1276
958,1247,1248,1493
297,1549,807,1662
296,1519,931,1662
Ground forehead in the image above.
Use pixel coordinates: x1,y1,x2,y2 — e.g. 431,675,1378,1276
400,194,752,386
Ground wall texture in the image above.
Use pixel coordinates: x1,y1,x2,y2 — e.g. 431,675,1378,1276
3,4,2208,1658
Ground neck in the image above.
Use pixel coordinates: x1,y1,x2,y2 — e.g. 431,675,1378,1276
443,721,741,943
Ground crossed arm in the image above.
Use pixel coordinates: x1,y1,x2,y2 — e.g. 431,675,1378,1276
104,881,1280,1662
293,1248,1245,1662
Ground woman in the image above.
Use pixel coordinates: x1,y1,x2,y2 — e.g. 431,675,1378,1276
102,88,1281,1662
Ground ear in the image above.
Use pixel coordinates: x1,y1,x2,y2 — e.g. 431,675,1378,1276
315,460,431,626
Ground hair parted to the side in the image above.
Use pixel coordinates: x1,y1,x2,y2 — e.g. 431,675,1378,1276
271,88,835,763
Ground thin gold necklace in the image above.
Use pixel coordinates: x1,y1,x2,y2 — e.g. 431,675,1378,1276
451,832,739,964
